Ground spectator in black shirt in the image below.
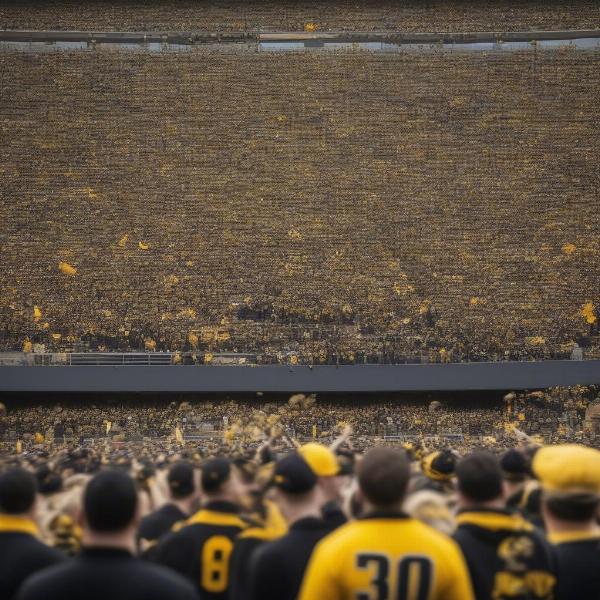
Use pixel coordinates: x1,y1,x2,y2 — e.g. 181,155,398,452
0,468,65,600
138,461,198,555
16,471,198,600
500,448,529,511
454,452,556,600
153,458,246,599
246,452,334,600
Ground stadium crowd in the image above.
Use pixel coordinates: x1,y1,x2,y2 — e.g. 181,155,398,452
1,396,600,599
1,386,596,449
2,45,600,364
2,0,600,32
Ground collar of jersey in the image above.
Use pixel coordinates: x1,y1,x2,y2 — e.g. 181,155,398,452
291,516,328,531
456,509,533,532
0,514,39,536
187,502,246,528
80,547,133,559
548,530,600,545
358,510,410,521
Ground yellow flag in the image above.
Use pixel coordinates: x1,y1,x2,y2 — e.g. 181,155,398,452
175,426,184,445
16,440,22,454
518,413,526,422
312,425,317,439
58,261,77,276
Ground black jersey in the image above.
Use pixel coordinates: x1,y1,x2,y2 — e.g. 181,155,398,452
550,532,600,600
0,515,66,600
15,547,198,600
138,503,187,554
153,501,246,600
247,516,332,600
454,509,556,600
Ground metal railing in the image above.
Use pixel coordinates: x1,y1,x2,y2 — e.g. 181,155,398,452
0,349,593,367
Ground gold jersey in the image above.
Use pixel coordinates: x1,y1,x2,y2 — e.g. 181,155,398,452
299,512,474,600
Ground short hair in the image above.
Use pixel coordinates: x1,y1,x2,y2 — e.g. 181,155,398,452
545,494,600,523
84,471,137,533
456,452,503,503
358,448,410,508
0,468,37,514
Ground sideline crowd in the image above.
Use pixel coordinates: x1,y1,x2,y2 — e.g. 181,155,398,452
1,424,600,599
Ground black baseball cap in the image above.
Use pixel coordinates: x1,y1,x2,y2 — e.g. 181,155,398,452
500,449,529,481
168,461,195,498
201,458,231,493
273,453,317,494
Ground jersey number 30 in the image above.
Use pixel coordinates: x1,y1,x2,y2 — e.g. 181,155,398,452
356,554,433,600
202,536,234,593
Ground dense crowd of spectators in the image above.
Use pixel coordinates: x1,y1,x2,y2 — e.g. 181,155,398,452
2,389,600,599
1,386,597,452
1,45,599,363
1,0,599,32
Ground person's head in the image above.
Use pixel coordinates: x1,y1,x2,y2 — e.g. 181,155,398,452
167,461,197,505
271,452,319,522
0,468,37,517
500,449,529,486
421,450,457,491
201,458,242,504
299,443,343,503
456,452,504,508
357,447,410,511
533,445,600,529
83,471,138,535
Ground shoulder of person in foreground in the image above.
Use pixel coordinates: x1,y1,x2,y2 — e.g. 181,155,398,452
15,554,200,600
16,536,68,568
298,518,475,600
152,523,199,569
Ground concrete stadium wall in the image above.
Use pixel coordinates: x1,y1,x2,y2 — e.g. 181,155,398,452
1,361,599,393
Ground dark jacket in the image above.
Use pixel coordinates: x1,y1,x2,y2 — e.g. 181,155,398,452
550,532,600,600
0,515,66,600
16,547,198,600
247,517,333,600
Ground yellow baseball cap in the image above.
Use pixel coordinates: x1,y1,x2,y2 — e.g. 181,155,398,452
533,444,600,496
298,443,340,477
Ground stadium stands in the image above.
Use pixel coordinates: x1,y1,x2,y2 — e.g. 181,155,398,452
1,0,600,33
1,44,599,361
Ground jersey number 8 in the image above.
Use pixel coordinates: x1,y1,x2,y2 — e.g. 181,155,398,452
202,535,234,593
356,553,433,600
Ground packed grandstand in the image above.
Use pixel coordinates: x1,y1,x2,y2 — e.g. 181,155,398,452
1,0,600,32
1,41,599,362
2,2,600,599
